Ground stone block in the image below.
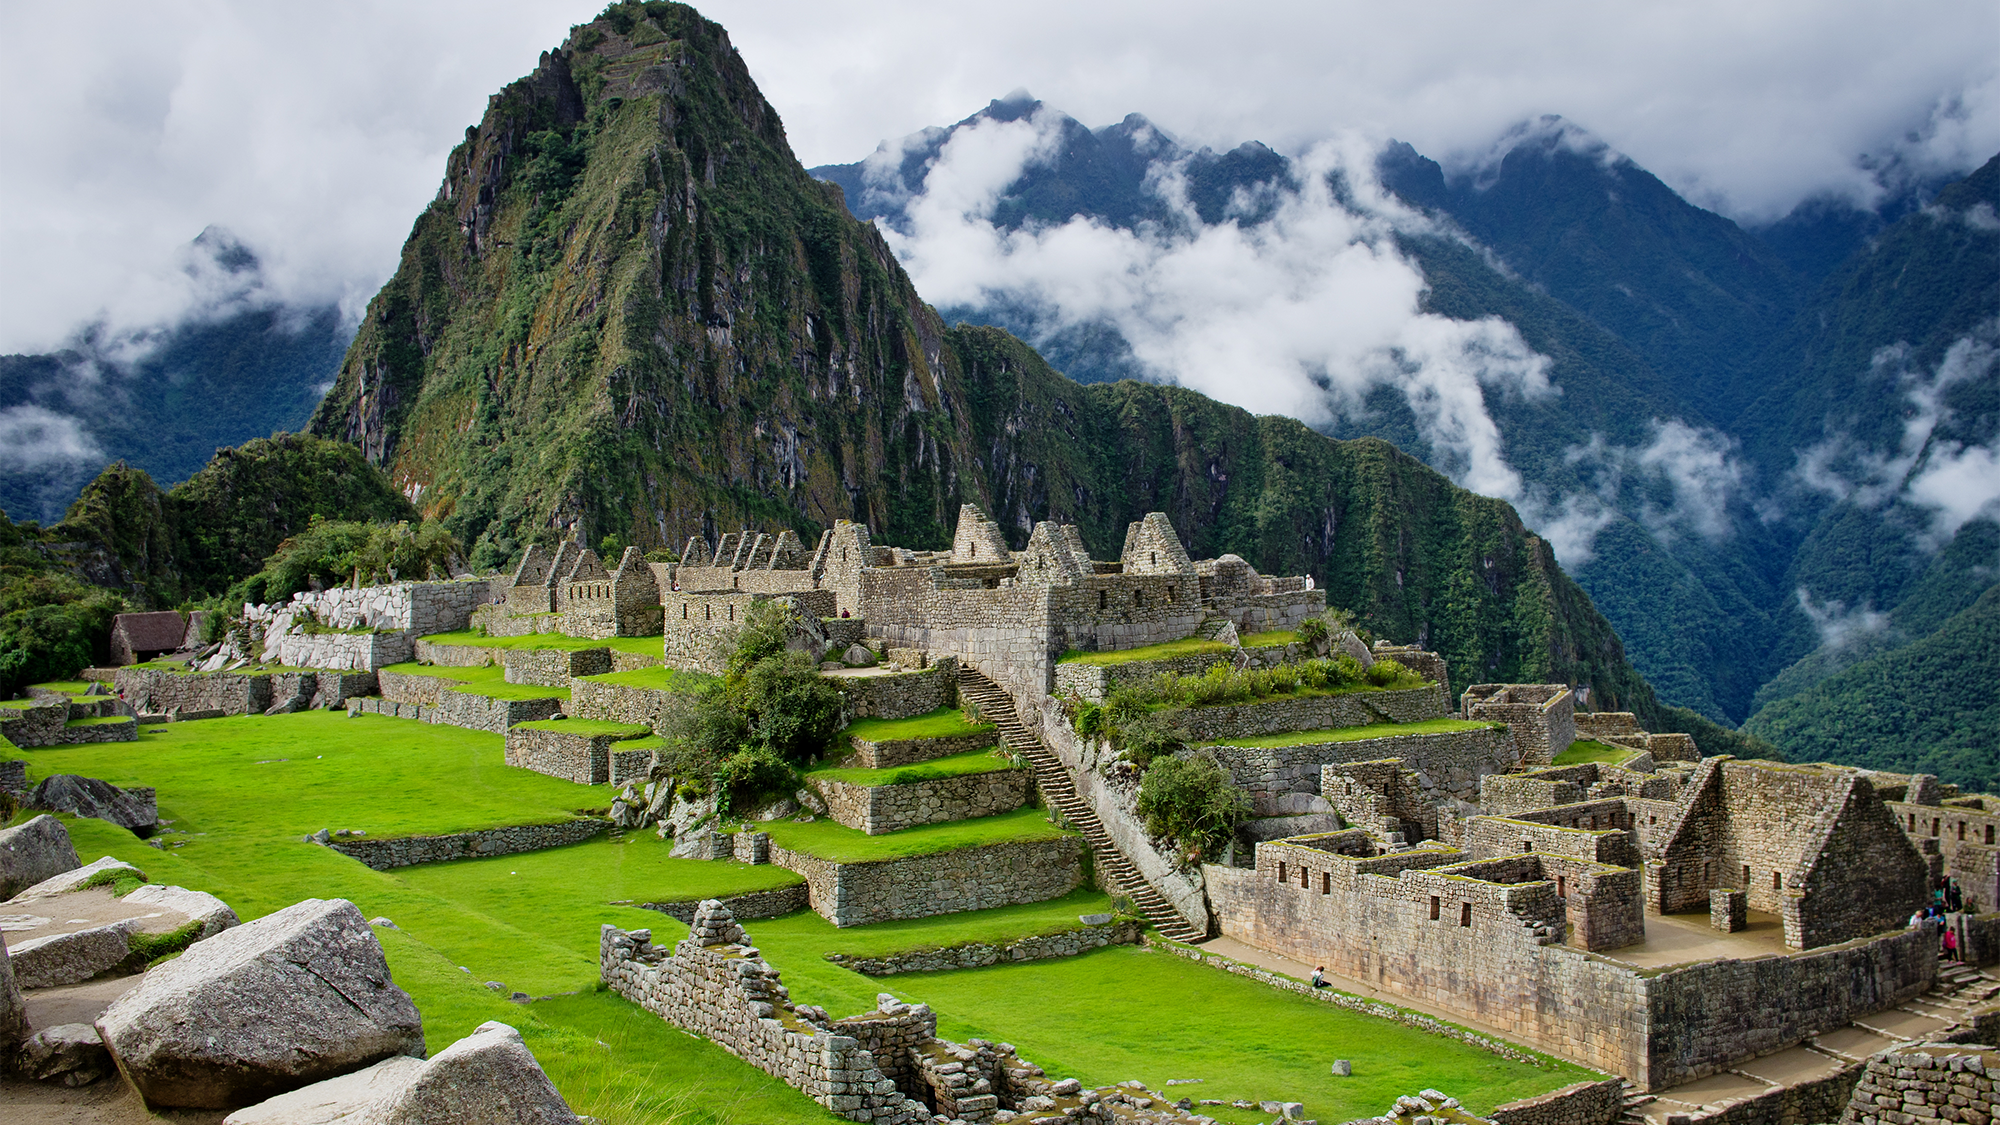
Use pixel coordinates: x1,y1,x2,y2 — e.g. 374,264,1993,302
1711,888,1748,933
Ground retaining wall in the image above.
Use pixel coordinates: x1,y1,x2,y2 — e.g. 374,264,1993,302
348,690,563,733
1171,685,1450,742
0,700,68,747
504,647,612,686
505,725,648,785
642,884,810,923
826,920,1144,975
832,659,959,721
771,836,1083,927
1052,651,1236,704
1487,1080,1625,1125
571,677,677,729
325,818,607,869
844,729,996,770
1205,722,1515,807
809,768,1032,835
114,667,375,718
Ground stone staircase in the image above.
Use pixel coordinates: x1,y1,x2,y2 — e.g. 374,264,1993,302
1905,960,2000,1022
1615,1079,1653,1125
957,666,1207,943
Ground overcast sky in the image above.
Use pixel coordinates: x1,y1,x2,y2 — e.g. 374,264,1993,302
1,0,1994,355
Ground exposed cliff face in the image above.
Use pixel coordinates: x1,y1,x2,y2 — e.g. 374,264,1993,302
307,1,1683,725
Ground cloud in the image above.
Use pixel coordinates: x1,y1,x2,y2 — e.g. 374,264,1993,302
0,406,104,472
3,0,1994,355
1794,587,1892,652
1795,319,2000,544
882,113,1555,511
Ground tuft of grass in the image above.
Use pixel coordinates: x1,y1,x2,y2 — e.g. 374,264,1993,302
1554,740,1638,766
757,806,1074,863
806,747,1013,788
841,708,993,744
128,918,205,963
65,715,135,727
1239,630,1300,649
1057,638,1234,666
1204,719,1501,749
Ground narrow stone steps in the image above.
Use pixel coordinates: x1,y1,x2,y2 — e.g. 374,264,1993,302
959,669,1206,944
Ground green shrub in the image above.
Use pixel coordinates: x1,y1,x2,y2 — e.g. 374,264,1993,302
1073,700,1106,738
1268,663,1300,693
741,649,843,764
1118,709,1189,770
713,748,797,816
1297,617,1329,649
1136,750,1251,864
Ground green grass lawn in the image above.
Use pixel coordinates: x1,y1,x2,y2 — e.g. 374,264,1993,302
1554,740,1638,766
576,665,713,692
884,945,1593,1123
758,806,1072,862
1204,718,1501,748
805,748,1012,788
421,630,665,658
514,718,653,739
381,662,570,702
30,680,97,694
841,707,993,744
1239,630,1299,648
64,715,132,727
1057,638,1234,666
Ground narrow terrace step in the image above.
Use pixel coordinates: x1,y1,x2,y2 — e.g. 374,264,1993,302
960,668,1205,943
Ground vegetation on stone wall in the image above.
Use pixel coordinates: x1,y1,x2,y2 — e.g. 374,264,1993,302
1136,750,1252,864
225,518,461,607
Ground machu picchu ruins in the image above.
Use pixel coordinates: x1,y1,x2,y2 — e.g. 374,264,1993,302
7,502,1993,1124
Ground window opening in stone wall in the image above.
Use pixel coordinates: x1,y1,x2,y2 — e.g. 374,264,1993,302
1523,840,1533,854
1742,864,1750,887
1277,862,1286,884
1988,825,1995,845
682,605,689,619
1167,585,1176,602
1430,895,1440,920
1299,865,1310,888
1649,815,1657,825
705,605,712,621
970,543,977,558
1910,812,1919,830
1959,822,1966,841
1150,551,1158,566
1321,872,1331,894
1459,902,1472,927
1134,589,1144,608
1556,875,1566,898
1099,590,1107,609
1773,871,1782,889
728,604,735,621
1933,818,1942,837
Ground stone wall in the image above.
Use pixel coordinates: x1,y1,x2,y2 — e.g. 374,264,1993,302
1689,1059,1863,1125
661,589,836,672
1888,797,2000,913
245,579,499,669
1838,1042,1995,1125
56,718,138,744
809,768,1032,835
1202,719,1508,809
412,638,502,666
350,687,563,734
268,630,415,672
600,911,933,1123
770,837,1083,927
833,659,959,722
504,647,612,686
114,667,375,719
504,724,647,785
1486,1080,1625,1125
1204,839,1938,1089
1460,685,1575,768
571,677,678,729
1648,758,1930,950
826,920,1144,975
1051,651,1235,704
1172,685,1451,743
327,818,607,869
845,730,996,770
642,884,810,923
0,699,67,747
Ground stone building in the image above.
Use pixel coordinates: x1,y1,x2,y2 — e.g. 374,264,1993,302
108,611,191,665
554,546,664,638
1645,757,1930,950
1460,684,1576,768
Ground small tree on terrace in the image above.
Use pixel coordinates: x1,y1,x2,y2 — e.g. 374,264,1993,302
1135,749,1252,866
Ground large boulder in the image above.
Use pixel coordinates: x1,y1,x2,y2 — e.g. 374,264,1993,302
7,855,145,901
124,883,239,939
222,1022,577,1125
8,919,140,988
0,930,25,1044
361,1021,576,1124
18,1022,114,1086
96,897,425,1109
26,776,158,837
0,813,80,899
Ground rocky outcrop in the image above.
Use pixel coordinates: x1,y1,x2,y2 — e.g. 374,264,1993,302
362,1020,578,1124
96,897,425,1109
19,1023,114,1086
0,814,81,898
25,775,158,837
222,1022,577,1125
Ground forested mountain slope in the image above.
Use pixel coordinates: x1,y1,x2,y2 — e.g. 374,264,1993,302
303,0,1745,749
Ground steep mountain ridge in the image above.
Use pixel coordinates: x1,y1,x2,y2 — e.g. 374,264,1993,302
303,0,1721,744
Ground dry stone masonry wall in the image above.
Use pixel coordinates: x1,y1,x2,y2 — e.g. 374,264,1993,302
325,818,607,869
809,768,1032,835
770,837,1084,927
